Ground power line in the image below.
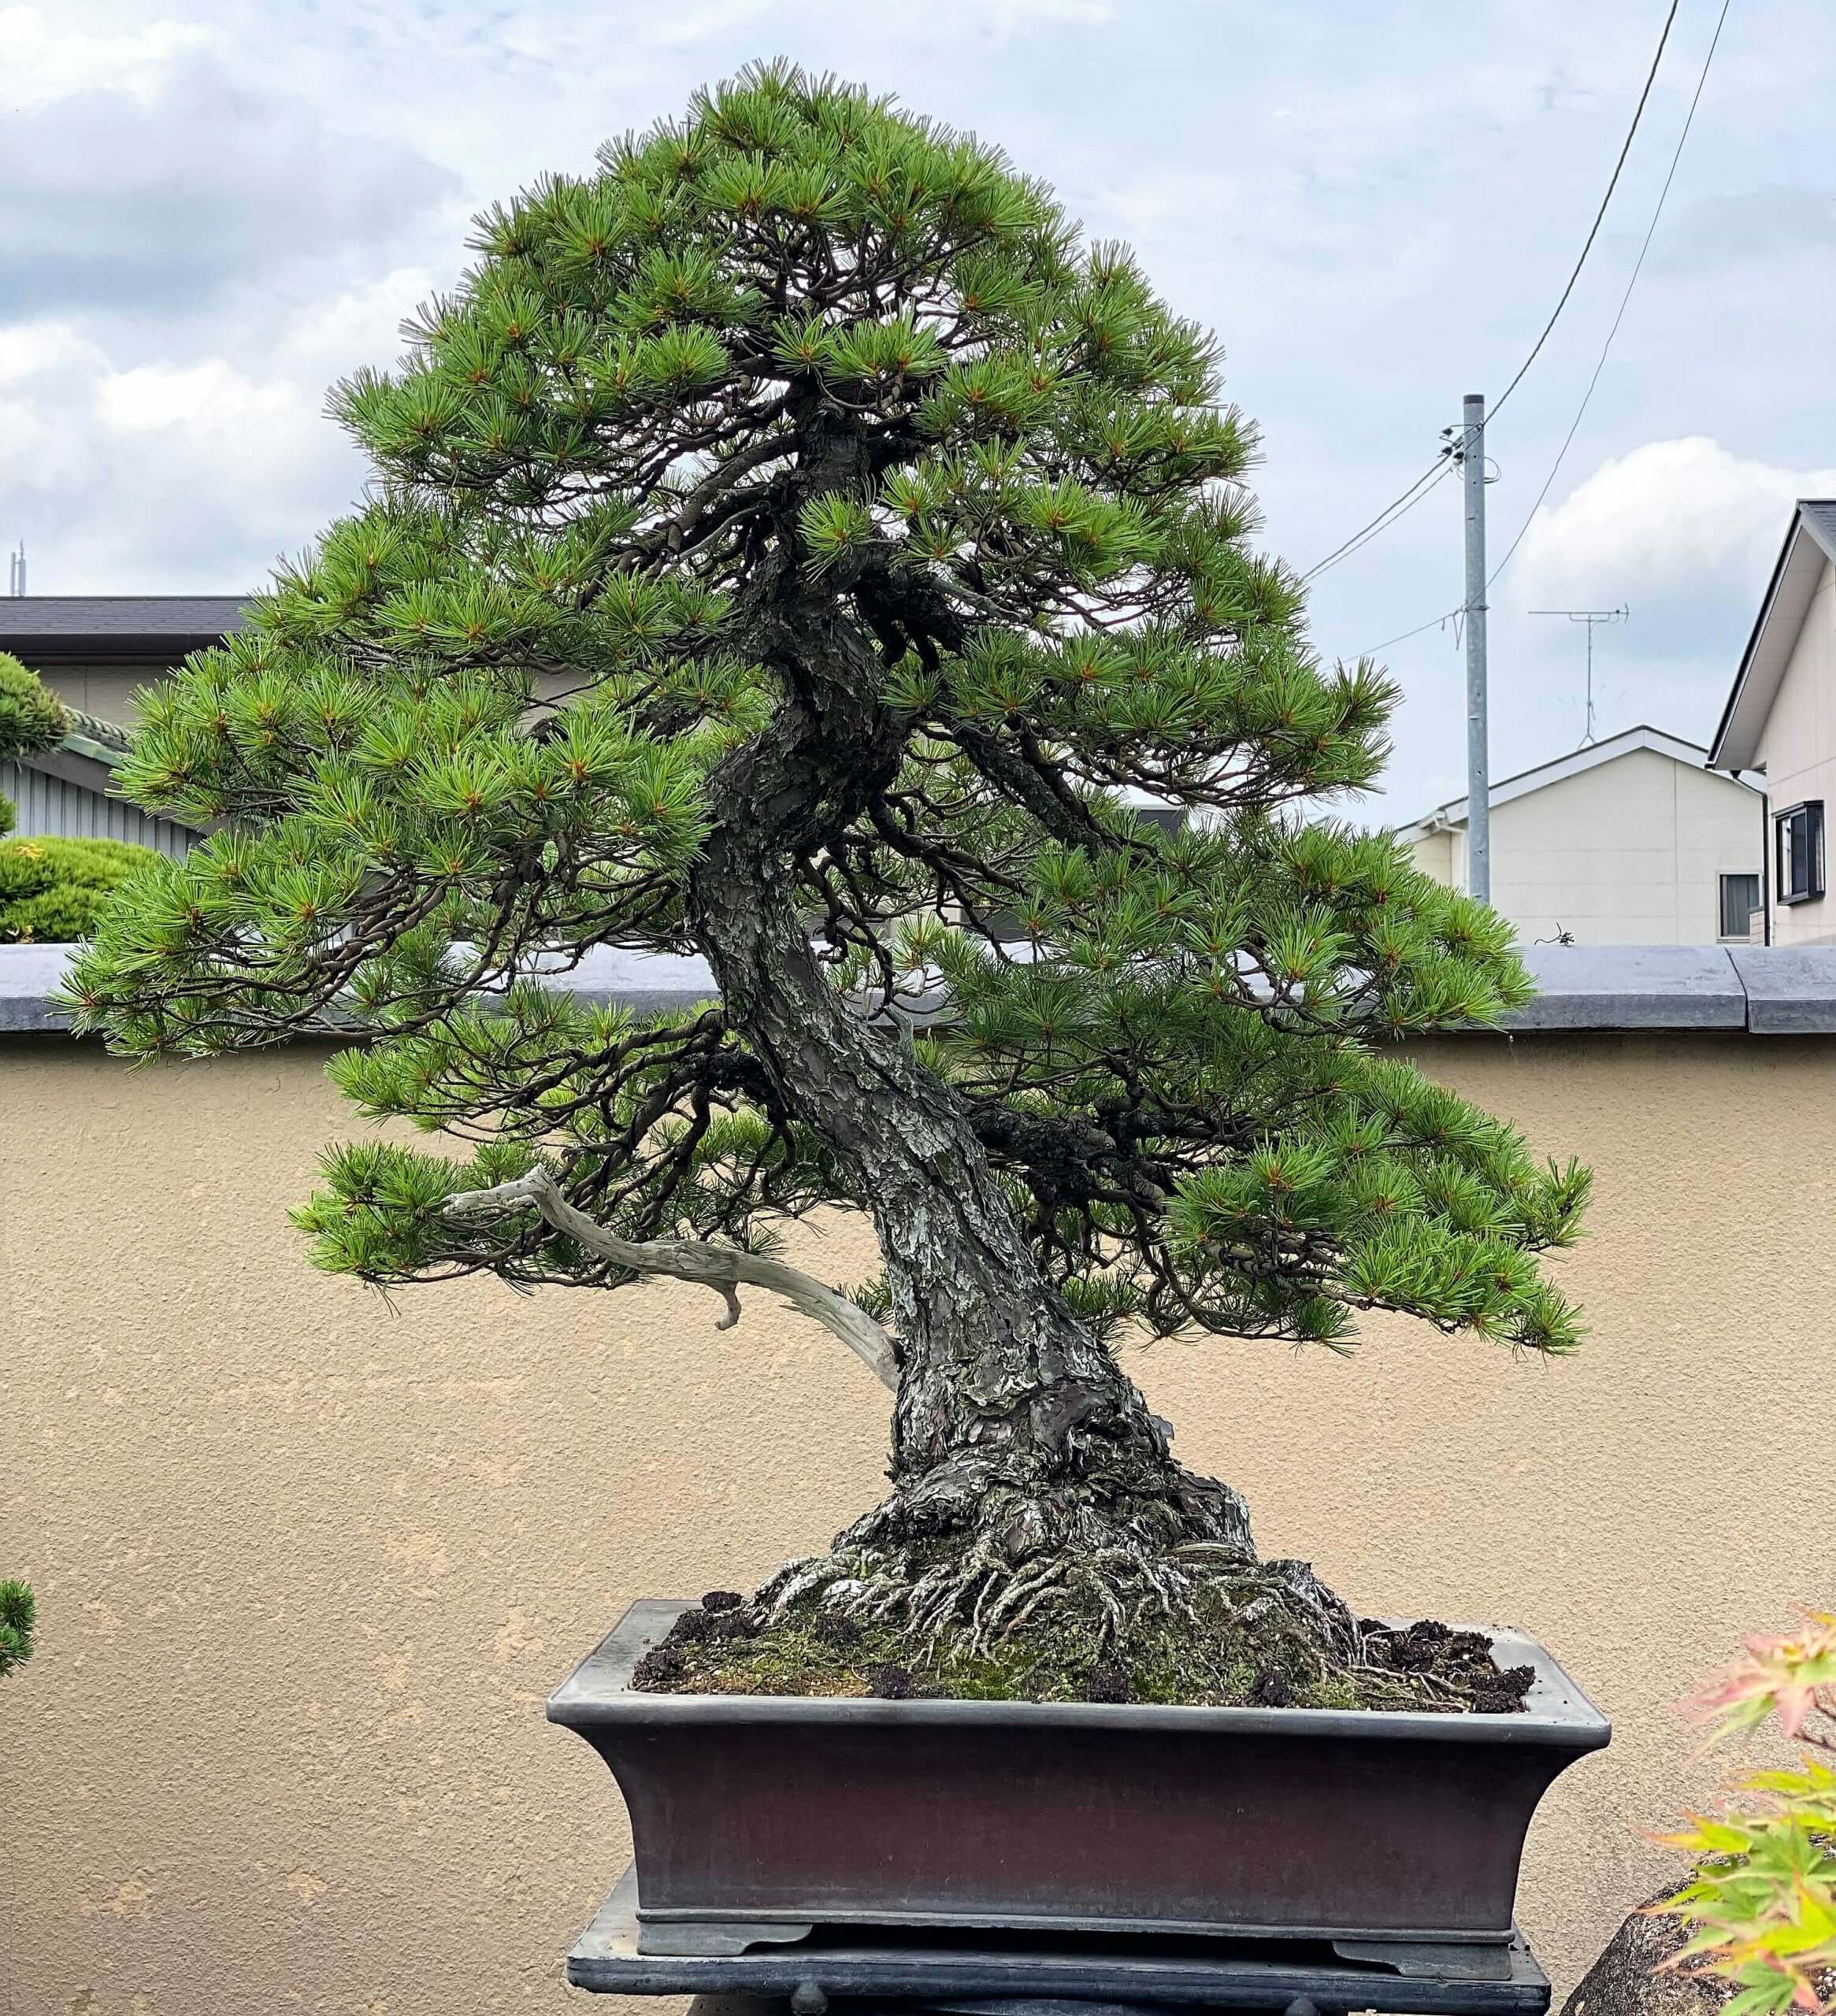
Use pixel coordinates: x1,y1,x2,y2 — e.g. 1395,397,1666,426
1300,451,1452,582
1352,0,1727,662
1302,452,1456,584
1487,0,1730,584
1301,0,1678,585
1489,0,1680,422
1356,608,1463,661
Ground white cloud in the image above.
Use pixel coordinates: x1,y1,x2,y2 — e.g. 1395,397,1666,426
1512,439,1836,610
0,7,218,112
647,0,780,48
0,277,425,591
988,0,1111,23
0,14,457,322
270,267,436,376
95,358,293,434
0,321,100,387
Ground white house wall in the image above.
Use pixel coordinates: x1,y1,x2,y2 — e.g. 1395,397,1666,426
1411,747,1759,946
1754,556,1836,947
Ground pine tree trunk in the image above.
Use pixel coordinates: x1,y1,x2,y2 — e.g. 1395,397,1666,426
690,854,1253,1566
683,426,1252,1572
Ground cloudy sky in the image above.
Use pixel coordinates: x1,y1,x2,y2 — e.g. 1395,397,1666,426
5,0,1834,818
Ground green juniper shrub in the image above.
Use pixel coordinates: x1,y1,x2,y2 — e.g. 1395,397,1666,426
0,652,68,765
0,654,161,942
0,836,157,945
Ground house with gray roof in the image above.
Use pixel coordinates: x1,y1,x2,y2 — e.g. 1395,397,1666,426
1709,500,1836,946
1397,724,1764,948
0,595,248,858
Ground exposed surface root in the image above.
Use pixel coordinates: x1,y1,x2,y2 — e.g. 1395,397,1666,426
762,1531,1351,1667
631,1536,1536,1713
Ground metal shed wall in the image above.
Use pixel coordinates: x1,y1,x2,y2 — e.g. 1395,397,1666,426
1,760,198,858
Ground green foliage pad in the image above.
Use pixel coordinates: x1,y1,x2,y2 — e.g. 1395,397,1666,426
64,62,1588,1362
0,654,158,941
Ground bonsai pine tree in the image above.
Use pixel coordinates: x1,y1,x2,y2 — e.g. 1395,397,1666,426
65,65,1588,1700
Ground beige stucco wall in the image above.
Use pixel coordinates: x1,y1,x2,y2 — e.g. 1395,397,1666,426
5,1030,1834,2015
1756,557,1836,946
1411,749,1761,943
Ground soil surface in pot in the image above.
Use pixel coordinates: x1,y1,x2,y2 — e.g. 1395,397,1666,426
631,1587,1537,1713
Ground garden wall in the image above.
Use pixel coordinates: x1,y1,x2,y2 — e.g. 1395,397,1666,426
4,986,1834,2013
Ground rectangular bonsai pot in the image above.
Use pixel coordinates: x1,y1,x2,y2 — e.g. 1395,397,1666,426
548,1597,1609,1957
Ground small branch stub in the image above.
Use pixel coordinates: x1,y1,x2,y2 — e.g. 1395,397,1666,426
443,1166,899,1392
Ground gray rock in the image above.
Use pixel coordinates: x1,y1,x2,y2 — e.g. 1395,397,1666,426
1561,1895,1724,2016
1563,1889,1835,2016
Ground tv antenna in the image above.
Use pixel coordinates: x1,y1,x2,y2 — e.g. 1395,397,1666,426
1530,606,1627,747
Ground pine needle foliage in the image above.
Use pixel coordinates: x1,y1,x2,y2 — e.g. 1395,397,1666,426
64,64,1588,1358
0,1581,34,1680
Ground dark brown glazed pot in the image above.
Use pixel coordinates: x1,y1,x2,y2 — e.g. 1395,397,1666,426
549,1598,1609,1959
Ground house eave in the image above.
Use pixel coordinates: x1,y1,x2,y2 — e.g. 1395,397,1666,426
0,595,250,665
14,743,121,795
1709,504,1836,771
0,630,236,665
1393,724,1759,839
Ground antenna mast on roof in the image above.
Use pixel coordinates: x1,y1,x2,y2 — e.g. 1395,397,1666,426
1530,606,1627,747
6,543,23,596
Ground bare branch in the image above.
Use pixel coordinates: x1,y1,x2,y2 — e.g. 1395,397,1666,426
443,1166,899,1392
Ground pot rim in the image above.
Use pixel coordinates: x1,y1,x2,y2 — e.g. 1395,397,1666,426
547,1597,1611,1750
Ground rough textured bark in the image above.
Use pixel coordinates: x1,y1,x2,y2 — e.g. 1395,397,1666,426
681,411,1253,1566
697,867,1252,1562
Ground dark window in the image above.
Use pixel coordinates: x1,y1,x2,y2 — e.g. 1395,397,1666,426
1719,873,1760,939
1775,802,1825,906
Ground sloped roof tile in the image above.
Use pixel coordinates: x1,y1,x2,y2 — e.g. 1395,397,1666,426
0,596,250,663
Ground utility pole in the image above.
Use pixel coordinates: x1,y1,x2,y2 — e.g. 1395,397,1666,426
1530,606,1627,747
1460,395,1489,903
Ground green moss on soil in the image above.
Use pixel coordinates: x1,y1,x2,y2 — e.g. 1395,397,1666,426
633,1585,1532,1714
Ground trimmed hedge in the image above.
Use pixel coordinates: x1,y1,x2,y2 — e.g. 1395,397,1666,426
0,835,154,944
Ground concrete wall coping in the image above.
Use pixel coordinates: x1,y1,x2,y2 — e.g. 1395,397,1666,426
6,940,1836,1037
1506,943,1836,1033
0,943,720,1036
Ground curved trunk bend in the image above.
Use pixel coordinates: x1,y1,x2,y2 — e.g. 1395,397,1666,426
682,469,1251,1576
691,877,1253,1565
